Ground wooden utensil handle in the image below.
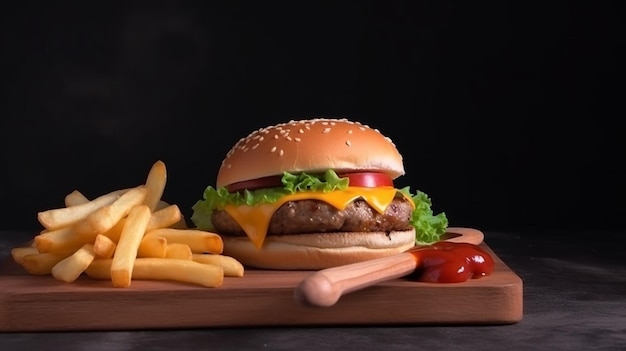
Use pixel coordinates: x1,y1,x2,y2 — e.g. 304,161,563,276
294,252,417,307
294,228,485,307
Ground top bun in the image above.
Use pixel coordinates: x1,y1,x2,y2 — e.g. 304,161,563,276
217,118,405,188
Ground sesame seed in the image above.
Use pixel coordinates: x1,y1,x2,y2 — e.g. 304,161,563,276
323,127,331,133
286,136,292,141
294,137,301,142
271,146,277,152
252,143,259,150
298,129,304,133
346,140,352,146
347,129,353,134
279,149,284,156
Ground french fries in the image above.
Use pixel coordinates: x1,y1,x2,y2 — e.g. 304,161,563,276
21,252,69,275
193,254,245,278
93,234,117,258
165,243,192,260
86,258,224,288
147,204,183,230
51,244,96,283
34,225,86,254
11,247,39,265
111,205,151,288
155,201,188,229
64,190,90,207
86,201,181,243
143,160,167,212
12,160,244,288
37,188,129,230
74,187,148,236
144,228,224,254
137,235,167,258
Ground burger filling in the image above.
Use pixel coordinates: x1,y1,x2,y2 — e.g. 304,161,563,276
192,170,448,247
212,198,414,236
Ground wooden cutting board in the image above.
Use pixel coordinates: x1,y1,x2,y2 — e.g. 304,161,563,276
0,230,523,332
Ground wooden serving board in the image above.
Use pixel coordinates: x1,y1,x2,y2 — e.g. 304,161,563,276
0,230,523,332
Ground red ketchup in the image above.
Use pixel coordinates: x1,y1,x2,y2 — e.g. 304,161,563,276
409,242,495,283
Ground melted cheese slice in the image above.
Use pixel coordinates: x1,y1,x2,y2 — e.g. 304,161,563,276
224,187,415,248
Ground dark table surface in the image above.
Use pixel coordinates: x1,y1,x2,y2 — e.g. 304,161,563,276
1,229,625,351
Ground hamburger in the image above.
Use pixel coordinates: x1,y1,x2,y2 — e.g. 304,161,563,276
191,118,448,270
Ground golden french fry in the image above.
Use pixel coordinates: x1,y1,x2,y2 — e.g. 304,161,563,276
143,160,167,212
101,217,126,242
93,234,117,258
64,190,90,207
11,247,39,265
21,252,71,275
145,228,223,254
165,243,192,260
84,259,113,279
147,204,182,230
102,204,183,243
86,258,224,288
51,244,96,283
111,205,151,288
192,254,245,278
137,235,167,258
153,201,188,229
34,226,87,254
37,188,130,230
153,201,187,229
76,187,148,236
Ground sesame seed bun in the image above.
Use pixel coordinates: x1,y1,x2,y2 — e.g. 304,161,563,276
216,118,405,188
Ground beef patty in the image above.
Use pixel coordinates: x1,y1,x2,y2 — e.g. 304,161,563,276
211,198,414,236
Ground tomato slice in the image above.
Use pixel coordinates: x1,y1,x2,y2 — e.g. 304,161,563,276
225,172,393,192
341,172,393,187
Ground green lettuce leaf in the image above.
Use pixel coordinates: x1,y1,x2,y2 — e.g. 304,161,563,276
398,187,449,245
191,170,448,244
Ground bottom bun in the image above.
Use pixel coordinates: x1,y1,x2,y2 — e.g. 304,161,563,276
222,229,416,270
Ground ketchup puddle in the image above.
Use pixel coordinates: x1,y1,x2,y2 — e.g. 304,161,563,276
408,242,495,283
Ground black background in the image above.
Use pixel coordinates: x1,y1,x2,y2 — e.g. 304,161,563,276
1,1,624,234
